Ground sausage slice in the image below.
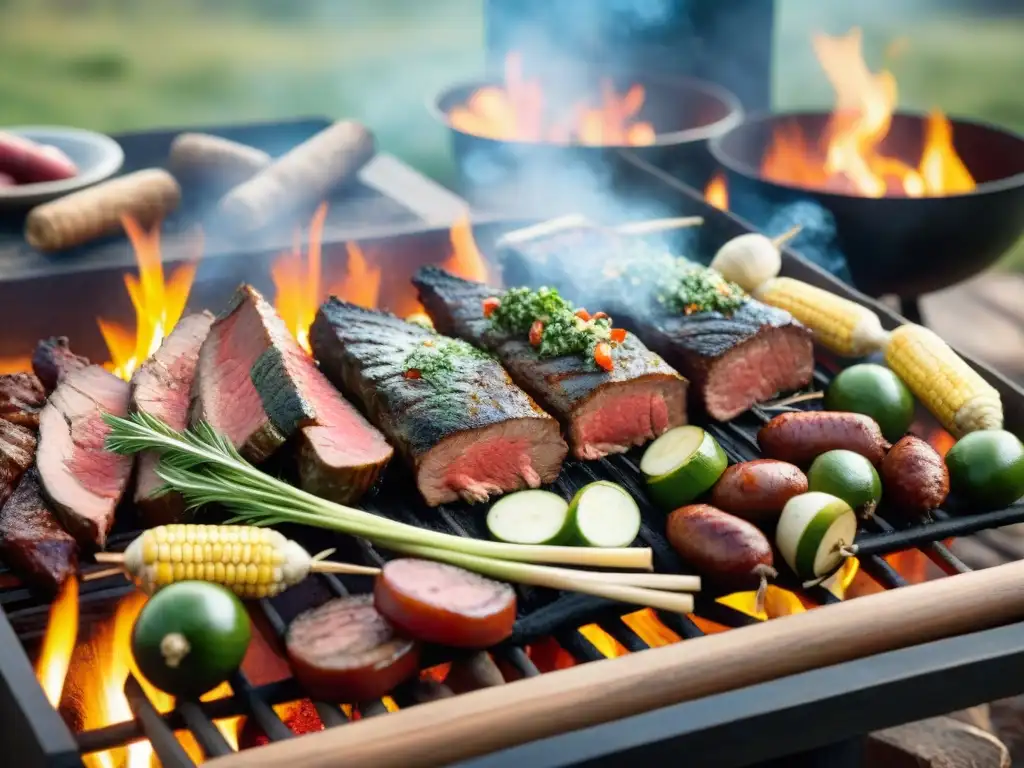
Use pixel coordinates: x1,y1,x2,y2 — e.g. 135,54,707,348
374,559,516,649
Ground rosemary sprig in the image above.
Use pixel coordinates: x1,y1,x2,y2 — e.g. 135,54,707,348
103,412,653,571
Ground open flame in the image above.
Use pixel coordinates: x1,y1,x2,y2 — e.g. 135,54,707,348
761,28,976,198
271,203,331,353
704,172,729,211
97,217,199,381
440,212,490,285
35,575,79,707
448,52,656,146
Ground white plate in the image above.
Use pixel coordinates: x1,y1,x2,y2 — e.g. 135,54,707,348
0,126,125,208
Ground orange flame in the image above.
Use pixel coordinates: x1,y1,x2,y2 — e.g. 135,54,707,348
97,217,199,381
0,356,33,375
761,28,976,198
35,575,79,707
719,557,861,620
704,172,729,210
271,203,330,354
449,52,656,146
926,427,956,459
330,241,381,310
439,212,490,284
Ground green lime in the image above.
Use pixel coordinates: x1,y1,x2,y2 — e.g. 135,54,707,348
807,449,882,515
946,430,1024,509
825,364,915,442
640,426,727,510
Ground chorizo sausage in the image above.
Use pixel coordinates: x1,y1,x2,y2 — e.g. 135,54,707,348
880,435,949,514
374,559,516,649
710,459,808,522
666,504,775,589
0,133,78,184
286,595,420,703
758,411,890,466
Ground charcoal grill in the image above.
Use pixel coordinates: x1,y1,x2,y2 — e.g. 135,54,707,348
2,120,1024,768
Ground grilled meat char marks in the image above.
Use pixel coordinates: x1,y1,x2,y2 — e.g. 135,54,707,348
32,336,89,394
413,266,687,461
310,299,567,506
636,302,814,422
497,228,814,421
36,365,132,549
0,470,77,592
131,312,214,525
192,285,392,503
0,418,36,506
0,373,47,429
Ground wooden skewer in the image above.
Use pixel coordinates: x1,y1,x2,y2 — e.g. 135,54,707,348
614,216,704,235
92,551,382,577
771,224,804,248
207,559,1024,768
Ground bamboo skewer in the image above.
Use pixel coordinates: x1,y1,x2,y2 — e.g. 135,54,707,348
207,558,1024,768
614,216,704,235
92,551,383,577
772,224,804,248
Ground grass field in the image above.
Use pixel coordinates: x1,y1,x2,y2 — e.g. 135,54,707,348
2,0,1021,267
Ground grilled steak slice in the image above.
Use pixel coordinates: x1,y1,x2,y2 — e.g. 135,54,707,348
130,312,215,525
310,300,568,506
0,373,47,429
192,285,392,503
37,365,132,549
631,303,814,421
0,418,36,506
0,470,77,592
497,228,815,421
32,337,89,394
413,267,687,461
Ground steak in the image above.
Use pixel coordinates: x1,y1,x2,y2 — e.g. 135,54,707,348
0,373,47,429
0,418,36,507
192,285,393,503
37,365,133,548
0,470,77,592
310,299,568,506
413,267,687,461
130,311,215,525
32,336,89,394
497,227,815,421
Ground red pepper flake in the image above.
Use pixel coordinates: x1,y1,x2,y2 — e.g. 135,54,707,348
594,342,613,372
482,297,500,318
574,308,591,322
404,369,422,380
610,328,627,343
591,311,609,321
529,319,544,347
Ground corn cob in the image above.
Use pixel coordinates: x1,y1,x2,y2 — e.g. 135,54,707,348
755,277,890,357
884,324,1003,437
118,524,379,598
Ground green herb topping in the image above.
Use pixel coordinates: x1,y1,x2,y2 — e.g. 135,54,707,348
403,338,490,387
658,262,747,316
487,286,617,367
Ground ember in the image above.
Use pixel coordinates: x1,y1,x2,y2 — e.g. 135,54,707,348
761,28,976,198
97,216,199,381
704,172,729,211
448,52,656,147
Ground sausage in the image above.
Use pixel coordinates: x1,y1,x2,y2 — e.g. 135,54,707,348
758,411,890,466
0,132,78,184
444,652,506,694
25,169,181,252
710,459,808,522
666,504,775,588
168,132,271,189
374,558,516,649
286,595,420,702
880,435,949,514
218,120,374,233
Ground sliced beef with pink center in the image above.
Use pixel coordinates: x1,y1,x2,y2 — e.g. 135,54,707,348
32,336,89,394
192,285,392,503
310,300,567,506
413,267,687,461
37,365,132,548
130,311,214,525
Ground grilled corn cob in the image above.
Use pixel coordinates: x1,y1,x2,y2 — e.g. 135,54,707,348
884,324,1003,437
123,524,314,599
754,277,890,357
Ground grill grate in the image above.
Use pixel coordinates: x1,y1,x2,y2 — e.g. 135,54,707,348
22,357,1014,766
